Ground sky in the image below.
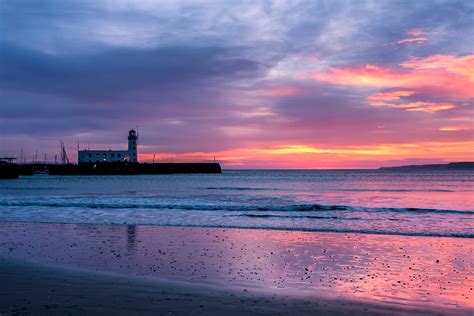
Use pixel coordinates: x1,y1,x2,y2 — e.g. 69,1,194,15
0,0,473,168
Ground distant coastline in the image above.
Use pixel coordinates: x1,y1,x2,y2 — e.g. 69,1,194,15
379,162,474,170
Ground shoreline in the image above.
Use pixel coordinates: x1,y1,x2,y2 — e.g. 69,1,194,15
1,221,473,315
0,219,472,239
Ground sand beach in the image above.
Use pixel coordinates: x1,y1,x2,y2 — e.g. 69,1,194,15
1,222,472,315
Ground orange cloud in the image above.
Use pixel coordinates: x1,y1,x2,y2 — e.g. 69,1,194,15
313,54,474,99
257,145,330,155
367,90,415,101
402,102,455,112
438,126,472,131
400,54,474,82
368,99,454,113
314,64,401,87
366,89,455,112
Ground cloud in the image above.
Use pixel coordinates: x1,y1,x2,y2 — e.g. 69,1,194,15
369,101,455,113
366,90,455,113
438,126,471,132
367,90,415,101
258,86,304,97
313,54,474,113
312,53,474,115
312,55,474,98
394,28,430,45
0,44,262,99
396,37,429,45
406,29,427,37
400,54,474,82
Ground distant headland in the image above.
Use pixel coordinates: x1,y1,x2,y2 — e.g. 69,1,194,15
379,162,474,170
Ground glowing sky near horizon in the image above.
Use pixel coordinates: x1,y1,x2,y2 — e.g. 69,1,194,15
0,0,473,168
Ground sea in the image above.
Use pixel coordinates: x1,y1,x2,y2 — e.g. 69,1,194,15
0,169,472,238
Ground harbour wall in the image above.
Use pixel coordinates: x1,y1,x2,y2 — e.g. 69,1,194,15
47,162,222,175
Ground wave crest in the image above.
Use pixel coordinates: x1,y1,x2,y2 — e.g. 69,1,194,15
0,200,472,215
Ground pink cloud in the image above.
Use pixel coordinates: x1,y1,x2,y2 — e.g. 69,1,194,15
312,54,474,113
406,29,427,37
438,126,472,132
400,54,474,82
396,37,428,44
259,86,303,97
394,29,430,45
312,54,474,99
306,54,319,62
369,101,455,113
366,90,454,112
367,90,415,101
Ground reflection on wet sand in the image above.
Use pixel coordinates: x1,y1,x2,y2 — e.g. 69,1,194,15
0,222,472,313
126,225,136,253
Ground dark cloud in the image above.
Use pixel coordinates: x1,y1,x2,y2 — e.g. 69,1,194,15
0,44,261,100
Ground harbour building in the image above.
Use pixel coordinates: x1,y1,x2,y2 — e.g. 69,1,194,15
78,129,138,163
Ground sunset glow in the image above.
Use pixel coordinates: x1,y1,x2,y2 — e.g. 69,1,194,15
139,140,474,169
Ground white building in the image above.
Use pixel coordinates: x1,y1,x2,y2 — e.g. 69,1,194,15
78,129,138,163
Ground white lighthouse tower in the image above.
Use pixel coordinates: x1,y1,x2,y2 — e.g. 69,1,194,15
128,129,138,162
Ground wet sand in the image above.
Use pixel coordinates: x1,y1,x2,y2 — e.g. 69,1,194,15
0,222,473,315
1,259,422,315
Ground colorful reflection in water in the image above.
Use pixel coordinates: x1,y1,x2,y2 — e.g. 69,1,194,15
0,223,472,312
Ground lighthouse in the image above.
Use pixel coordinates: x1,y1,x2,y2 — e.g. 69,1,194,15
128,129,138,162
78,129,139,163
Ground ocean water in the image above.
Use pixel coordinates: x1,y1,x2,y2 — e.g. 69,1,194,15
0,170,472,237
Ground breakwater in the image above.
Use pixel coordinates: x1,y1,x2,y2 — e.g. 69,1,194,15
0,163,19,179
48,162,221,175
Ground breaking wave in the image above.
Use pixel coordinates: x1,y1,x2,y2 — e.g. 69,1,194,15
204,187,278,191
0,200,472,215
